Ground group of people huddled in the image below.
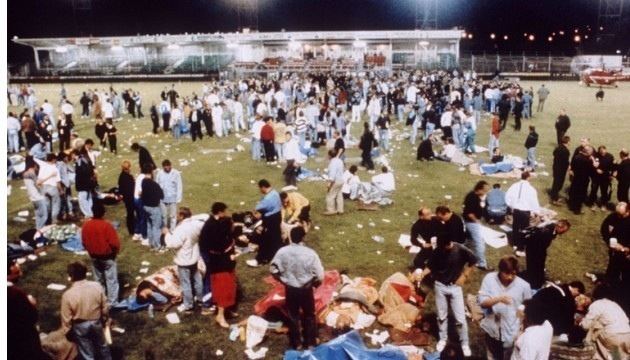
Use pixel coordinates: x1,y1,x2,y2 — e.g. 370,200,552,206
7,68,630,360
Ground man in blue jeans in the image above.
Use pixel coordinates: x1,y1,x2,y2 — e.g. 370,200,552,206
81,201,120,306
421,238,477,357
463,180,492,271
61,262,112,360
141,165,165,250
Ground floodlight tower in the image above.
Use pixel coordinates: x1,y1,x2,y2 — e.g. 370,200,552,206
598,0,625,36
71,0,94,36
236,0,259,32
415,0,438,30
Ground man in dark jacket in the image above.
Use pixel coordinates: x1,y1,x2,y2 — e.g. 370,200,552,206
75,147,97,218
616,149,630,203
118,160,135,236
521,220,571,289
569,146,595,214
550,136,571,204
524,125,538,170
131,142,156,171
555,109,571,145
588,146,615,210
513,95,524,131
497,95,511,130
600,202,630,285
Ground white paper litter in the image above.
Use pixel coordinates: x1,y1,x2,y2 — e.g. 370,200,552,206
245,316,269,349
112,327,126,334
28,254,37,261
481,225,508,248
244,347,268,360
215,349,224,356
165,313,181,324
444,195,453,200
139,268,149,274
47,283,67,291
141,261,150,266
398,234,412,247
18,210,29,217
213,183,220,187
381,219,391,223
356,224,363,229
39,251,47,256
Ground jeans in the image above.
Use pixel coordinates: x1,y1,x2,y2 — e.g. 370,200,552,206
425,122,435,139
42,185,61,222
251,138,262,161
91,258,119,305
161,202,177,232
397,104,405,123
274,143,284,161
59,186,74,217
351,105,361,122
8,130,19,153
286,285,317,348
379,129,389,151
488,135,500,155
33,200,48,230
465,222,487,268
298,133,306,151
434,281,469,346
78,191,93,218
173,125,181,139
178,264,203,309
410,123,419,145
464,131,476,154
452,125,463,148
144,205,163,249
526,148,536,169
72,320,112,360
133,198,148,238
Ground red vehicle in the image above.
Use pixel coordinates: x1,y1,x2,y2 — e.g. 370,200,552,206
580,68,630,87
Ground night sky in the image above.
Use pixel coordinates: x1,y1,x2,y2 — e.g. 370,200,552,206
8,0,628,63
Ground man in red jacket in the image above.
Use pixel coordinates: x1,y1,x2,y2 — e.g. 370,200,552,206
260,116,276,164
82,200,121,306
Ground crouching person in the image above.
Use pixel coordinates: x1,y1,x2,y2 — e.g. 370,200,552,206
270,226,324,350
163,207,208,314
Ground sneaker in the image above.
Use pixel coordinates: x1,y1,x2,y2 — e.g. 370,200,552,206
132,234,141,241
246,259,260,268
177,304,193,314
436,340,447,352
140,239,150,247
462,345,471,357
515,250,526,258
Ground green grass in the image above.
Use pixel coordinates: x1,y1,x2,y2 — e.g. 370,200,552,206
7,80,630,359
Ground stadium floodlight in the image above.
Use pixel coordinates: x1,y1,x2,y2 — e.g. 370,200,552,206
111,45,124,51
467,33,473,39
616,49,621,54
548,36,553,42
226,42,239,49
418,40,430,47
528,34,535,41
490,33,496,40
353,39,367,48
503,35,508,40
573,35,581,43
55,46,68,53
167,44,180,50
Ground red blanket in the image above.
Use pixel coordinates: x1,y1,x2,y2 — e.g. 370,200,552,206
254,270,341,316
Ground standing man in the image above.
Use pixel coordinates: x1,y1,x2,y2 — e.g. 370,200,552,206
569,145,595,214
505,172,540,257
555,109,571,145
35,154,62,224
478,256,532,360
61,262,111,360
550,136,571,205
375,110,391,152
615,149,630,203
247,179,283,267
131,142,156,171
250,115,264,161
118,160,135,237
61,100,75,129
513,95,524,131
156,160,183,233
588,146,615,210
524,125,538,170
521,220,571,290
270,226,324,350
463,180,492,270
81,201,120,306
324,149,345,215
7,112,21,153
141,165,164,250
75,146,97,219
536,84,550,112
410,207,438,270
600,202,630,286
164,207,207,314
260,116,276,163
421,238,477,357
283,132,301,187
159,97,171,132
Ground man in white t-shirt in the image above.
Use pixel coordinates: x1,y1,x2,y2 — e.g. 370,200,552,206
103,100,114,122
61,100,74,127
35,154,62,223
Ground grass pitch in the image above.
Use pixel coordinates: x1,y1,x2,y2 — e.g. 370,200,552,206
6,80,630,359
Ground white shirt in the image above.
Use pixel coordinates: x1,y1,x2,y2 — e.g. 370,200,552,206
283,138,301,162
511,320,553,360
251,120,264,140
505,180,540,213
159,101,171,114
7,116,21,132
581,299,630,335
134,173,146,199
164,214,208,266
232,101,243,116
440,111,453,127
42,102,54,116
103,102,114,118
34,159,61,187
205,93,219,107
342,170,360,194
61,103,74,115
406,86,418,103
372,172,396,192
442,144,457,159
256,102,267,116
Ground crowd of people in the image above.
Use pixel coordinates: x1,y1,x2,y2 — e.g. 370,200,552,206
7,68,630,359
